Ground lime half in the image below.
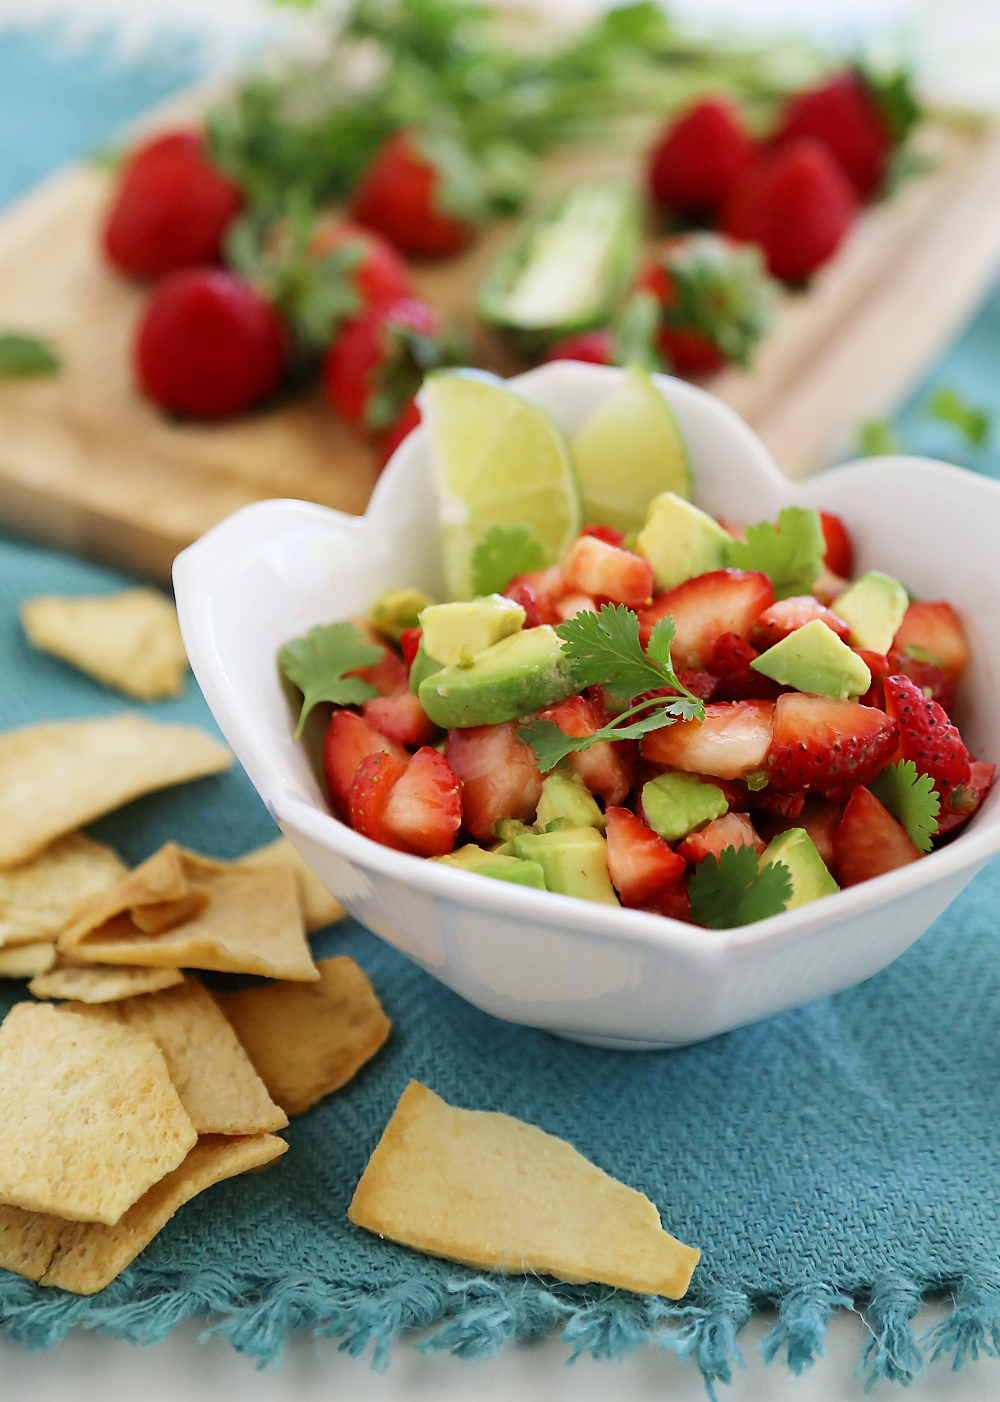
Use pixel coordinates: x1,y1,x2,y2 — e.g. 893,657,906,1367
571,367,692,536
421,370,583,600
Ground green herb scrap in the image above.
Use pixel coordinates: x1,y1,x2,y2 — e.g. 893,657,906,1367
726,506,825,600
856,418,900,457
688,844,792,928
927,387,991,447
470,524,547,597
279,621,384,737
869,759,941,852
0,334,59,378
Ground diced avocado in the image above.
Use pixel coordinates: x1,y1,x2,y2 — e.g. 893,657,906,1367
832,571,908,654
419,625,575,729
408,639,444,696
759,827,839,910
750,619,871,700
513,827,619,905
635,493,731,593
642,771,728,842
433,844,546,890
535,768,605,832
419,595,525,667
368,587,436,642
493,818,529,843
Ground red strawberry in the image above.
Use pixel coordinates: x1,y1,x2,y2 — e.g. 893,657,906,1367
363,693,438,749
721,139,857,282
935,761,996,836
580,524,624,548
832,786,921,887
856,649,891,708
381,747,462,857
642,879,692,923
774,73,897,201
819,511,854,578
104,129,243,280
350,129,478,258
323,709,407,817
677,670,718,702
378,396,421,468
638,569,774,668
399,627,423,669
605,807,686,906
503,567,565,627
883,674,972,802
647,98,755,217
555,594,597,621
885,650,955,714
444,722,543,842
765,692,898,793
539,695,632,806
354,645,409,697
708,632,782,702
348,750,411,850
758,794,842,867
677,811,765,864
642,700,774,780
135,268,285,418
542,330,615,366
891,602,970,678
752,596,851,647
562,535,653,609
307,218,415,310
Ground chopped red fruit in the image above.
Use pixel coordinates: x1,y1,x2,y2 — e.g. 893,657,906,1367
819,511,854,578
935,761,996,836
323,710,407,817
708,632,782,701
444,721,543,842
885,650,955,714
642,880,692,922
554,593,597,621
500,582,541,629
540,695,632,805
766,692,898,793
363,692,438,748
758,795,842,868
348,750,411,850
751,789,805,819
648,98,756,217
774,73,896,201
399,627,423,669
542,330,615,366
832,786,920,887
891,602,970,678
605,807,686,906
677,669,718,702
350,129,476,258
752,596,850,647
855,649,891,708
812,569,849,606
642,700,774,780
638,569,774,667
677,812,765,863
580,524,625,548
562,535,653,609
353,645,409,698
382,747,462,857
504,566,565,627
884,674,972,802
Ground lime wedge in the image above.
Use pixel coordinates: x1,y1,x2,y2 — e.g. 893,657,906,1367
421,370,583,600
571,368,692,536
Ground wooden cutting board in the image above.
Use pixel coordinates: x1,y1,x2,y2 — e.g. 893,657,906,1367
1,109,1000,585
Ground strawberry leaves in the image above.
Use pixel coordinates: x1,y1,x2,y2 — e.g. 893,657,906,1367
279,621,383,738
868,759,940,852
688,844,793,928
726,506,825,600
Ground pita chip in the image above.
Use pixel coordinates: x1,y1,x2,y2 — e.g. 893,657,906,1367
59,843,318,982
0,942,56,978
0,714,231,869
0,834,127,948
218,956,390,1116
0,1001,195,1224
21,589,189,702
349,1082,700,1300
0,1133,287,1294
240,837,345,932
29,964,184,1003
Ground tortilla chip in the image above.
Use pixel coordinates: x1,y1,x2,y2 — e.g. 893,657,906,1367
59,843,317,982
0,943,56,978
0,834,127,948
240,837,345,932
0,715,232,870
0,1001,195,1224
348,1082,700,1299
0,1133,287,1294
29,964,184,1003
21,590,189,702
217,956,390,1116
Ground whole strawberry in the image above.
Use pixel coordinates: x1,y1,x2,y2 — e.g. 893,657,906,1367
542,330,616,366
104,129,244,280
135,268,285,418
648,98,755,218
308,219,414,309
883,674,972,806
350,130,483,259
721,138,857,282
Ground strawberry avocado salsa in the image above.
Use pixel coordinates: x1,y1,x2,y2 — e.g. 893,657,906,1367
279,371,994,930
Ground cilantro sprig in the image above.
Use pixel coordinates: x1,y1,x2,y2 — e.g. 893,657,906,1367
279,621,384,738
470,524,547,597
726,506,825,600
0,333,59,378
869,760,941,852
688,845,793,928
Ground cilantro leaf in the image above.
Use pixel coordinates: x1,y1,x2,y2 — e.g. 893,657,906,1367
688,844,793,928
725,506,825,601
470,525,547,597
557,604,674,705
926,387,991,447
856,418,899,457
0,333,59,378
869,760,940,852
518,702,698,773
279,622,383,738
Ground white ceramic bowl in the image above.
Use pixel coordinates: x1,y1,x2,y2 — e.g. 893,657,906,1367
174,362,1000,1049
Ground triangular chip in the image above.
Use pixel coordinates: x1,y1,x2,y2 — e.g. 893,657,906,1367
0,942,55,978
240,837,345,932
21,590,189,703
218,956,390,1116
59,843,317,982
0,834,127,948
0,715,232,869
0,1001,196,1224
29,964,184,1003
0,1133,287,1295
349,1082,700,1299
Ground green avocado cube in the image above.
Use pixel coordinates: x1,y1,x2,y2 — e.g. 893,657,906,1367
418,625,575,729
635,492,730,593
750,619,871,699
513,827,619,905
833,571,908,655
642,771,728,842
368,587,436,642
535,769,605,832
758,828,839,909
408,639,444,696
433,845,546,890
419,595,525,667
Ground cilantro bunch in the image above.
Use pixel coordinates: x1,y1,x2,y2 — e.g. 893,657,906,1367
689,845,792,927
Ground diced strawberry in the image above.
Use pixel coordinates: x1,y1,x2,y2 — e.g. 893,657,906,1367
642,700,774,779
642,879,692,923
399,626,423,669
504,566,565,626
891,602,970,678
363,692,438,748
445,722,543,842
855,649,890,709
323,710,407,817
883,674,971,803
355,645,409,697
757,794,842,867
832,786,920,887
605,807,686,906
554,593,597,621
677,811,765,863
812,569,848,606
751,789,805,819
382,747,462,857
885,650,955,714
819,511,854,578
348,750,410,850
501,582,541,629
562,535,653,609
752,596,850,646
677,669,718,702
540,695,632,805
708,632,782,701
766,692,898,794
935,761,996,836
581,524,624,547
638,569,774,668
